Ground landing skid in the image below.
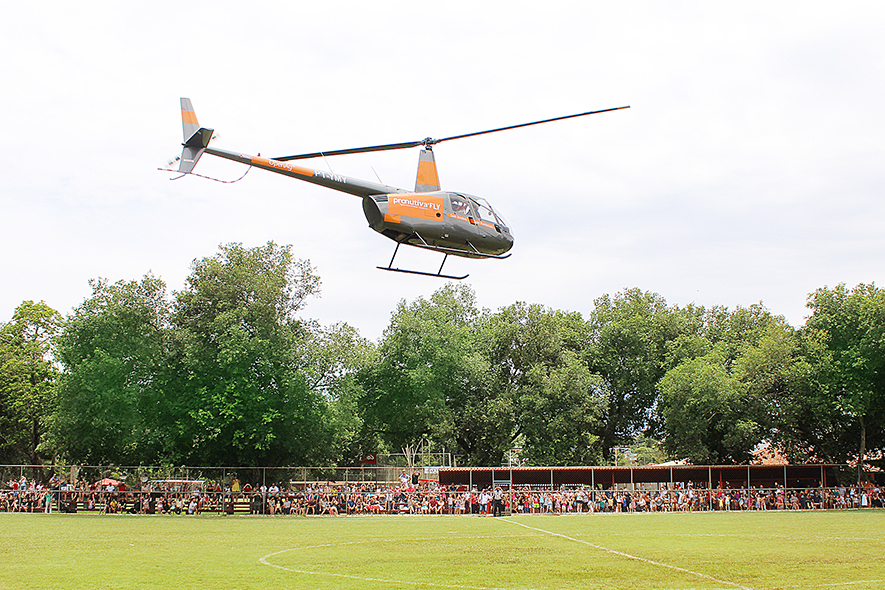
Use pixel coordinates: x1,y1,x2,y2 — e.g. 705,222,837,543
378,266,469,280
378,243,469,280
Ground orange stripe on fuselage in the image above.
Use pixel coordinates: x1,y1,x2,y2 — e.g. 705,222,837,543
448,213,495,229
251,156,314,178
181,110,199,125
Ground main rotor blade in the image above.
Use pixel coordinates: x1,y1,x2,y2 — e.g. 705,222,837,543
274,140,425,161
272,105,629,161
433,105,630,145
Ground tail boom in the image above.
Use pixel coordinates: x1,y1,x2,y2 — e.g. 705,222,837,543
174,97,407,198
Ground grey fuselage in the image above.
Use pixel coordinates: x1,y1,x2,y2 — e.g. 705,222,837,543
205,146,514,259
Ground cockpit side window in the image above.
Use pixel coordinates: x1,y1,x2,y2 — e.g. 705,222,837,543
471,197,504,227
450,196,471,215
451,193,511,233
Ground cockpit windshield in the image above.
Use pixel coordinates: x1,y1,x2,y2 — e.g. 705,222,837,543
470,196,510,232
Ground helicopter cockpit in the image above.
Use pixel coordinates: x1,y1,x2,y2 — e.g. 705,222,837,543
450,195,471,215
468,195,511,234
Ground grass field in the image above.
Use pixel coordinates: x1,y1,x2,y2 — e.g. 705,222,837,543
2,510,884,590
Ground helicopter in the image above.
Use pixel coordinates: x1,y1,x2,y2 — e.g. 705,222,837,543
171,98,629,279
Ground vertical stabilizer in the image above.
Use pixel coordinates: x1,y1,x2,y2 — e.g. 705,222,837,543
415,148,440,192
177,98,213,174
180,98,200,141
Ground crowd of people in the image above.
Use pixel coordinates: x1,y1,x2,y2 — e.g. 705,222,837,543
1,471,883,515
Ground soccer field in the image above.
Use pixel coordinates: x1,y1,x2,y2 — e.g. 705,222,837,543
2,511,883,590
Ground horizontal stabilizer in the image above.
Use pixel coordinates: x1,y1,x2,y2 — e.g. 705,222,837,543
179,128,214,174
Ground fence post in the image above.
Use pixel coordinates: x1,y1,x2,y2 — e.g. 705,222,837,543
708,467,712,511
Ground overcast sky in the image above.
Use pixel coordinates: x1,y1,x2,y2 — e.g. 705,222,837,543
2,1,884,340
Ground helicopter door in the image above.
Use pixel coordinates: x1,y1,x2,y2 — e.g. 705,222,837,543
470,197,502,233
449,195,474,224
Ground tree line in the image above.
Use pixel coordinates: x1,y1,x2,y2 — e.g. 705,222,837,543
1,242,883,475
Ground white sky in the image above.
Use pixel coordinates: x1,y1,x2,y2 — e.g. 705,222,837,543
2,1,884,341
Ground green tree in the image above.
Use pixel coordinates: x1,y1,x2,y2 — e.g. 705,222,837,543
360,284,507,466
734,321,814,462
586,289,702,459
766,329,843,464
659,348,760,463
173,242,327,466
50,276,173,464
627,434,669,465
0,301,62,464
702,304,784,363
298,320,377,466
519,349,604,465
483,303,603,466
659,306,800,464
801,283,885,479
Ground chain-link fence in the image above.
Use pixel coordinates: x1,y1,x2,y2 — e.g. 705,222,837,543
4,462,878,517
0,463,447,492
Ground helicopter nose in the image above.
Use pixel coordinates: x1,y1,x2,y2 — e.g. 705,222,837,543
500,230,514,253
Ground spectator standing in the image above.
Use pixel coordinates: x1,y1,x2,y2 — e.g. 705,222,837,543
493,487,504,517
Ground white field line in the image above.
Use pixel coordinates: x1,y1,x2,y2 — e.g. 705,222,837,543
651,532,882,544
259,528,885,590
259,536,515,590
499,518,754,590
756,581,885,589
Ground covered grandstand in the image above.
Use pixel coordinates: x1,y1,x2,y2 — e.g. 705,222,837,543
438,464,842,490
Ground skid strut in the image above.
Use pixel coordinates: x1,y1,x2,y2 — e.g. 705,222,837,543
377,242,469,280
